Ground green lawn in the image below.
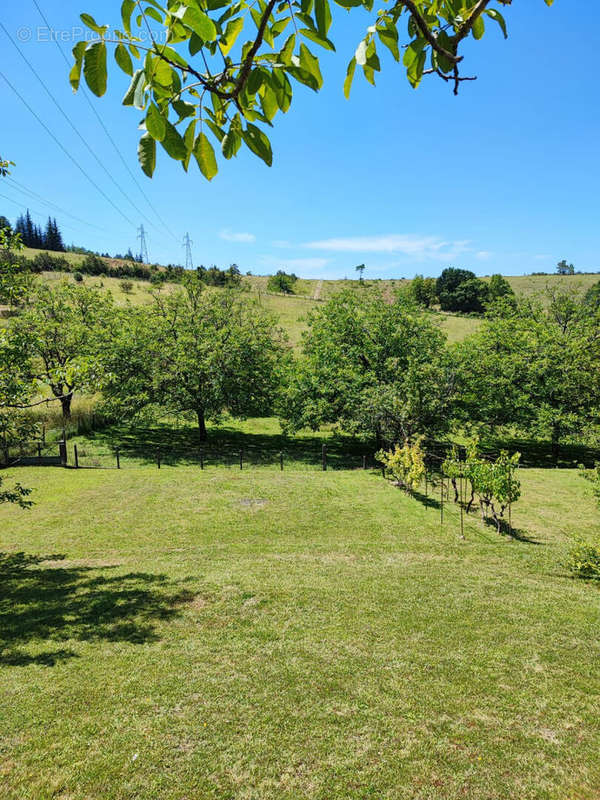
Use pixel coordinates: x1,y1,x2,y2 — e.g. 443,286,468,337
1,459,599,799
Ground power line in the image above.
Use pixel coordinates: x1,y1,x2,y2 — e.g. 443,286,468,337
30,0,180,244
0,69,136,229
0,189,85,235
4,176,110,234
0,20,163,239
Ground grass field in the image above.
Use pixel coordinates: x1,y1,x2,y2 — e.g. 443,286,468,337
1,456,599,800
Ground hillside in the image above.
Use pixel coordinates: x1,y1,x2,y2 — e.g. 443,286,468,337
5,256,599,345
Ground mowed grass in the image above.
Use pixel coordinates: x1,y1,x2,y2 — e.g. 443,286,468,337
1,463,599,800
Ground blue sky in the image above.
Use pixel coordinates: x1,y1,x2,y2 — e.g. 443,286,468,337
1,1,598,278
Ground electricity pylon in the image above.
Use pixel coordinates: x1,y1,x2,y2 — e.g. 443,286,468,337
137,224,149,263
183,232,194,270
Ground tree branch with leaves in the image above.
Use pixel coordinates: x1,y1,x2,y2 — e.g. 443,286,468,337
71,0,553,179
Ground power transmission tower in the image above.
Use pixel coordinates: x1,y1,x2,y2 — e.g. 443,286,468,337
137,224,149,263
183,232,194,270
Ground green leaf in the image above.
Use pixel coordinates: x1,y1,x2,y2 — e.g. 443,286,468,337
183,7,217,41
146,103,167,142
83,41,107,97
219,17,244,56
271,70,293,112
343,56,356,99
299,43,322,89
121,0,135,35
122,69,144,106
114,43,134,75
314,0,332,37
260,86,278,121
138,133,156,177
80,13,108,35
377,26,399,62
222,129,242,159
194,132,218,180
69,41,87,91
161,120,187,161
299,28,335,51
241,123,273,166
182,119,197,171
485,8,507,39
471,14,485,40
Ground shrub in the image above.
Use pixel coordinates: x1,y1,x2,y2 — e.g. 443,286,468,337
73,271,84,282
565,540,600,580
436,267,489,313
267,270,298,294
377,438,425,492
31,251,71,273
120,279,134,294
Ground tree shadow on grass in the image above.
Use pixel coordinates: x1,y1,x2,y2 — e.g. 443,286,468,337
408,488,543,545
83,421,377,470
0,552,194,667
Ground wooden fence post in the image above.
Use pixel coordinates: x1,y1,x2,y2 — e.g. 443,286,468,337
115,448,120,470
322,444,327,471
74,444,79,469
239,449,243,470
279,451,284,471
157,450,161,469
59,440,67,467
440,469,444,527
37,443,42,465
362,454,367,470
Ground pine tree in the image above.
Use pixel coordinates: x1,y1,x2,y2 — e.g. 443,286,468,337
52,218,65,251
24,210,34,247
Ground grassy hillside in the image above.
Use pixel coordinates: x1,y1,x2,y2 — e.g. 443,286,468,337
1,460,599,799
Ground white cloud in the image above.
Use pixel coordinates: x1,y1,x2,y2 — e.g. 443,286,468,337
219,229,256,243
302,234,470,261
475,250,493,260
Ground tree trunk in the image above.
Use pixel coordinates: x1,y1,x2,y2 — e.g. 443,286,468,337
60,393,73,422
197,409,207,441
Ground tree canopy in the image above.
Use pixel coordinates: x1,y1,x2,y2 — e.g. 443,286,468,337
99,281,288,438
280,289,455,442
72,0,553,180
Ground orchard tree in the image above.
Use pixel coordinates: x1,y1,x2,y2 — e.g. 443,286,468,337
72,1,553,179
456,289,600,458
280,289,455,443
436,267,488,313
487,273,515,304
100,281,288,438
6,283,114,422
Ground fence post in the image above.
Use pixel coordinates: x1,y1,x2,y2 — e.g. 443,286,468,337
74,444,79,469
440,468,444,527
59,440,67,467
322,444,327,471
425,469,428,509
37,443,42,465
116,447,120,470
362,454,367,470
279,451,284,471
459,469,465,539
41,424,46,446
157,450,161,469
239,449,243,470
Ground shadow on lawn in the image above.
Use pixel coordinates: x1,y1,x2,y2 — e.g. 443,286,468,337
410,488,542,544
83,422,377,470
0,552,193,667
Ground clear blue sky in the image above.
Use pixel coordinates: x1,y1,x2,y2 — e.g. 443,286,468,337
1,1,598,278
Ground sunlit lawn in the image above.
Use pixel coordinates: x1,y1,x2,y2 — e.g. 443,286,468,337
1,459,599,799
